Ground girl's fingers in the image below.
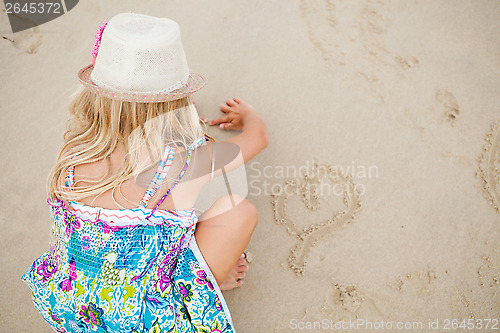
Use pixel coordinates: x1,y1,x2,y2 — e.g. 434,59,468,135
220,104,232,113
226,98,237,107
233,97,242,104
209,115,232,126
219,122,235,130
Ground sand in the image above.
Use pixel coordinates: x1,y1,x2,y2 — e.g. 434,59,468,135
1,0,499,332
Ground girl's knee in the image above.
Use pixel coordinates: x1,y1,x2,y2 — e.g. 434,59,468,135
202,194,257,225
237,197,258,228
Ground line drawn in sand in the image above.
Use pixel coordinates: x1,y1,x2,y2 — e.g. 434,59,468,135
271,162,362,276
477,119,500,214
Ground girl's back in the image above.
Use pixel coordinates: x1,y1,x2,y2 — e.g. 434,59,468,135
73,142,212,212
21,12,268,333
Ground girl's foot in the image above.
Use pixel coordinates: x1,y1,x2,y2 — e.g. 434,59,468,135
219,254,249,290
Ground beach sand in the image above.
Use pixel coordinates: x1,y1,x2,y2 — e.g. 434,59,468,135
1,0,499,332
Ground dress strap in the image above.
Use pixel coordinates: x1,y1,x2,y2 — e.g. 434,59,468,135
145,136,209,221
64,165,75,190
64,154,79,191
138,145,177,208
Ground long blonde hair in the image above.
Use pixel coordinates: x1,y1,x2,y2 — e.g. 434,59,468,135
48,86,211,207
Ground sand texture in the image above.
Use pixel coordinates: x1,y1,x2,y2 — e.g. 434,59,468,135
1,1,499,332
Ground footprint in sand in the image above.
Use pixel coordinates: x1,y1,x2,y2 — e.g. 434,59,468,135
3,26,43,54
477,255,500,289
395,55,419,69
436,90,460,122
477,119,500,214
392,90,462,134
450,250,499,319
327,283,364,313
313,281,387,319
387,270,438,298
271,162,362,276
300,0,392,67
299,0,340,64
300,0,395,103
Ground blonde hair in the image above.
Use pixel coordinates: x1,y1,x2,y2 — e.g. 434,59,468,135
48,86,212,207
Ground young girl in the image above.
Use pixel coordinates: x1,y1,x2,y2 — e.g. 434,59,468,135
21,13,268,333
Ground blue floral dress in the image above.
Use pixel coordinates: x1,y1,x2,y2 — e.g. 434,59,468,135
21,136,235,332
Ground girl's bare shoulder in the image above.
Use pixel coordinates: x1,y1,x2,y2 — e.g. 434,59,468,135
191,141,243,180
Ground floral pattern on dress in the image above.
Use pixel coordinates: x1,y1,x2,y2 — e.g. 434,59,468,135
21,199,234,332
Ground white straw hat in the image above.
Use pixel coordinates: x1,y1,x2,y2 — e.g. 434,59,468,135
78,13,205,103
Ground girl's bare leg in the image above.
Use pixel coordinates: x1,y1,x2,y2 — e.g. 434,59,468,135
194,194,258,289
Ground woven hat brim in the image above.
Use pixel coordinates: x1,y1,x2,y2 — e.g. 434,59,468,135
77,64,206,103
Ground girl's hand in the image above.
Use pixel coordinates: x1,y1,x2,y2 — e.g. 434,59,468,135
204,97,268,167
208,98,260,130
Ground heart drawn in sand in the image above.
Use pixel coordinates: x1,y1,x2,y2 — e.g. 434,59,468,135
271,162,362,276
477,119,500,214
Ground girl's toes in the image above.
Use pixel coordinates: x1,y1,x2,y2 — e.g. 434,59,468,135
220,274,244,290
238,265,249,273
220,253,251,291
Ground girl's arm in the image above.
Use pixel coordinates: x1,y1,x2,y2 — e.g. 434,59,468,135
206,98,268,176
